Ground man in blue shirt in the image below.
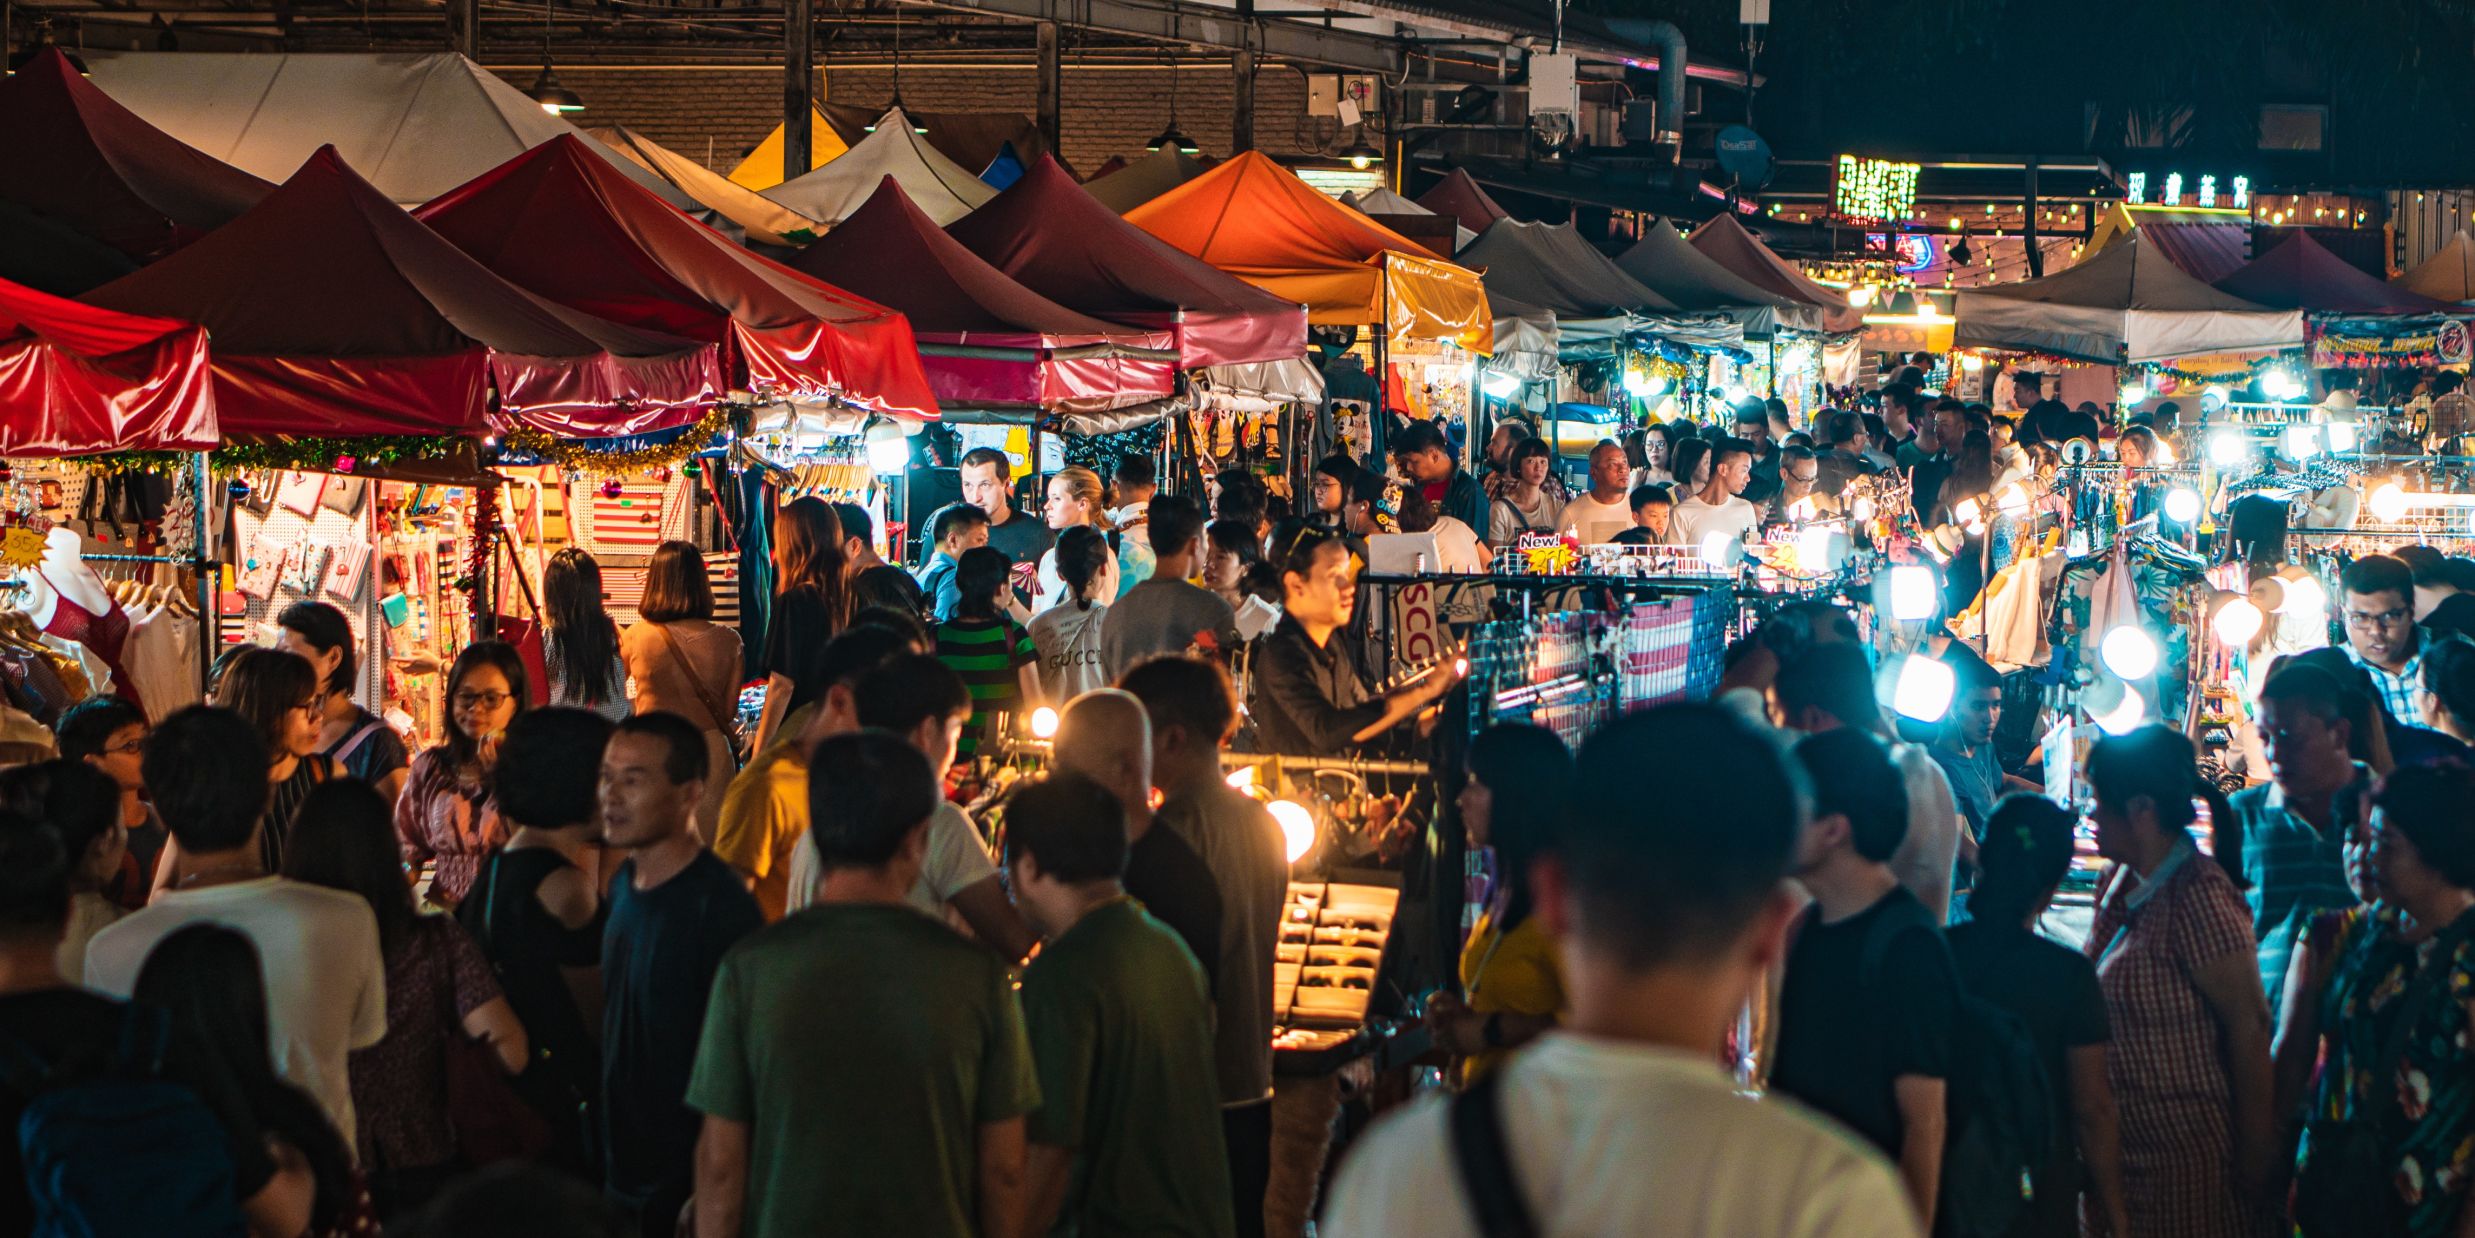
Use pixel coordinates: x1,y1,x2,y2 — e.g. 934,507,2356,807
2221,665,2361,1020
600,711,763,1237
913,503,990,623
2341,554,2426,723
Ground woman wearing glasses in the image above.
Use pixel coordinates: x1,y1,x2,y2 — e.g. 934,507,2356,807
395,641,527,907
215,646,336,877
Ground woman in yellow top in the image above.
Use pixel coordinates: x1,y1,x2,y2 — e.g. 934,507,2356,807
1429,721,1572,1084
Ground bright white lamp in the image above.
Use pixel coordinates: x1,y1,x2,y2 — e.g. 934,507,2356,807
2209,432,2247,467
2212,598,2264,644
2369,483,2411,524
1890,656,1957,723
1699,532,1740,570
1996,484,2030,515
1888,565,1939,621
1028,707,1059,739
2162,487,2203,524
1268,800,1316,864
2325,422,2358,453
2284,425,2322,460
1480,369,1524,399
2099,625,2160,680
2094,685,2148,735
2118,382,2146,408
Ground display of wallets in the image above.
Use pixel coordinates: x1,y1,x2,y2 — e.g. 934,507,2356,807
1270,879,1399,1033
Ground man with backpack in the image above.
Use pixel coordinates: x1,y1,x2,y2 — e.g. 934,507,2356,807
1323,706,1918,1237
0,807,299,1237
1774,729,2060,1238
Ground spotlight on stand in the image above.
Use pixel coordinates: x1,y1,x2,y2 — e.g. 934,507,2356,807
1268,800,1316,865
1888,565,1940,622
2098,625,2160,680
1885,655,1957,724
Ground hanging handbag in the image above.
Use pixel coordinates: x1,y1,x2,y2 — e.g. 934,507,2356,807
2292,917,2472,1238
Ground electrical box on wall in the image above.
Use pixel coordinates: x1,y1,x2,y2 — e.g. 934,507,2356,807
1527,53,1578,117
1308,74,1382,118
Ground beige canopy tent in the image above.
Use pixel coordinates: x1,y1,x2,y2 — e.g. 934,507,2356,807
2399,230,2475,304
592,125,823,248
760,106,993,227
1085,148,1210,214
725,108,847,191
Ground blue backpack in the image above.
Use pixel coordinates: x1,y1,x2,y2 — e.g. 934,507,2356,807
3,1005,249,1238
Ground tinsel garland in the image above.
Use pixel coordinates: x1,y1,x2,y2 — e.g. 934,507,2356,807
72,436,465,477
498,405,737,472
2130,355,2291,384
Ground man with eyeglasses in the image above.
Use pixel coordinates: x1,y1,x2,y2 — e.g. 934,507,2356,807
2339,555,2426,723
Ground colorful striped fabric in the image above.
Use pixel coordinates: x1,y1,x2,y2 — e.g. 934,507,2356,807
934,616,1034,756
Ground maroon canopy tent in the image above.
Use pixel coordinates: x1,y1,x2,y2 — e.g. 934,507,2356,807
2214,231,2460,314
83,145,721,440
945,155,1305,370
0,48,270,263
417,135,939,422
1688,214,1863,332
1417,169,1510,239
789,178,1175,416
0,274,216,454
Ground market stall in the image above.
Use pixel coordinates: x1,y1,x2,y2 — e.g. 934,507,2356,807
788,178,1177,422
590,125,825,249
1415,168,1510,240
1687,214,1864,334
1952,233,2305,365
2397,229,2475,304
1615,217,1823,337
760,107,995,227
1339,187,1474,253
0,48,271,293
1083,147,1211,215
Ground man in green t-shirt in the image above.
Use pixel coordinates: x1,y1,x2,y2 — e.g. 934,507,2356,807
687,731,1040,1238
1008,772,1235,1238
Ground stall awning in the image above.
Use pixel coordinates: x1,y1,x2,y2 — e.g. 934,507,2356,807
0,48,270,272
1084,148,1212,214
1458,218,1676,316
1615,220,1822,336
0,274,216,455
2216,231,2459,314
80,51,704,216
2399,230,2475,305
788,178,1175,413
1687,214,1863,332
817,102,1064,183
1417,168,1510,238
946,155,1308,371
1953,233,2304,364
416,136,938,422
1125,151,1492,352
83,145,721,439
591,125,824,249
761,108,995,227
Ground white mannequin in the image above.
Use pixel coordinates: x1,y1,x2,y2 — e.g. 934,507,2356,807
22,527,110,631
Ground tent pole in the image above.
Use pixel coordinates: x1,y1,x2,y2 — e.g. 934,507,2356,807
784,0,813,185
192,451,213,697
1231,0,1257,155
1035,21,1062,159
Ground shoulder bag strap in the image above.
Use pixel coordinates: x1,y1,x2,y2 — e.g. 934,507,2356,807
654,623,740,743
1449,1067,1541,1238
330,718,387,766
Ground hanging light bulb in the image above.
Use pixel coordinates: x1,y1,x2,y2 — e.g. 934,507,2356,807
2099,625,2161,679
2369,483,2412,523
1341,127,1382,170
2160,487,2202,524
1958,352,1985,372
2094,684,2149,735
2212,597,2265,644
1479,369,1524,399
1268,800,1316,864
1027,707,1060,739
2119,382,2146,408
1847,285,1877,308
1889,655,1957,723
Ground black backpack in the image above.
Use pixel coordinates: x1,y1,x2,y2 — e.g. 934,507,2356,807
1857,910,2057,1238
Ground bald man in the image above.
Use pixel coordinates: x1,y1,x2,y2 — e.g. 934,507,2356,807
1053,690,1224,983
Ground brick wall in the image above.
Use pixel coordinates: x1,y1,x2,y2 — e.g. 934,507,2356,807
493,62,1332,176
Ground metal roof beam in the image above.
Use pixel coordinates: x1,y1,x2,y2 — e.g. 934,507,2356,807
907,0,1404,73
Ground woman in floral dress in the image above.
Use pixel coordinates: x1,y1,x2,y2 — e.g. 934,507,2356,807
2287,763,2475,1238
2083,727,2277,1238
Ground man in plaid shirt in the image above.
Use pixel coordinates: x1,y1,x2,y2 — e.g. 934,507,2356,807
2340,555,2425,724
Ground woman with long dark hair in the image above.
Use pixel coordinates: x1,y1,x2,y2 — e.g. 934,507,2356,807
541,549,628,724
133,924,366,1237
277,600,411,802
2281,763,2475,1238
1933,429,1998,526
1949,794,2131,1237
1026,525,1111,703
1429,722,1571,1084
619,540,743,830
396,641,527,907
215,647,333,877
285,779,528,1221
2082,726,2274,1238
750,497,851,755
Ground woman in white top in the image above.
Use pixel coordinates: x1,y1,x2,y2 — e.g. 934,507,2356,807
1627,423,1677,490
1033,466,1119,612
1489,437,1561,543
1027,526,1113,702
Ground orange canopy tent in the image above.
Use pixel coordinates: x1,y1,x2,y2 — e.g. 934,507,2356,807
1125,152,1491,353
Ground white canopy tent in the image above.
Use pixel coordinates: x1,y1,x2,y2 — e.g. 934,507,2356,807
79,52,705,214
1340,186,1475,251
1953,233,2303,363
759,107,994,227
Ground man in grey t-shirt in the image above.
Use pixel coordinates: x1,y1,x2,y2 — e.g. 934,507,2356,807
1102,495,1238,680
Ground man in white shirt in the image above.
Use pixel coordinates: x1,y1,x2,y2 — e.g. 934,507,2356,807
1669,439,1765,553
1322,705,1919,1238
1554,440,1635,544
83,706,385,1138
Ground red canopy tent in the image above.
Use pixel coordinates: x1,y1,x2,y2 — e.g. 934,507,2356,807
1417,169,1510,239
416,135,939,422
0,48,270,282
0,274,216,455
83,145,721,440
945,155,1306,370
1689,214,1862,332
2214,231,2460,314
788,178,1175,416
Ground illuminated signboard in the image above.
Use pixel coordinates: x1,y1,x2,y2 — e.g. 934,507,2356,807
2126,171,2249,209
1833,155,1921,225
1864,232,1937,274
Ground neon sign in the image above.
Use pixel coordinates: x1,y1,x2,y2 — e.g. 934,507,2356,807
2126,170,2249,210
1833,155,1921,225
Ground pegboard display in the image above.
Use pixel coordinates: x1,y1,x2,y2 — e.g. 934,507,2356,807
225,471,385,709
